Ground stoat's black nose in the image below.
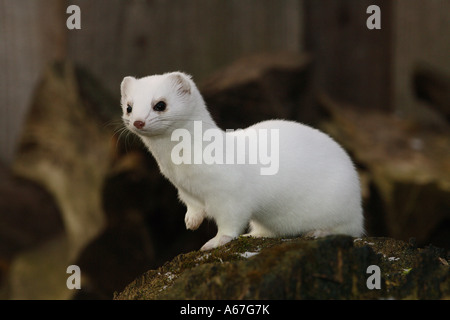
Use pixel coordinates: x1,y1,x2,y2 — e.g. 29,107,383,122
133,120,145,129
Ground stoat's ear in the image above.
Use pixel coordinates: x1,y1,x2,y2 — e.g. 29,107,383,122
169,72,192,96
120,76,135,97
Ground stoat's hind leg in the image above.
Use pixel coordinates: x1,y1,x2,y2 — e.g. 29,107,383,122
200,234,234,251
200,205,250,251
305,229,333,238
243,221,275,238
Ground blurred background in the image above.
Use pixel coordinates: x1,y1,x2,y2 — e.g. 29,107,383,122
0,0,449,299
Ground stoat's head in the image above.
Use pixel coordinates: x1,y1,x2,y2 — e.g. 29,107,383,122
120,72,199,137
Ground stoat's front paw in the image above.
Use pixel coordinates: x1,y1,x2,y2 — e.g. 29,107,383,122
200,235,234,251
185,209,204,230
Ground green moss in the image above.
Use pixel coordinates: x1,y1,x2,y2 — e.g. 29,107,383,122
115,235,449,300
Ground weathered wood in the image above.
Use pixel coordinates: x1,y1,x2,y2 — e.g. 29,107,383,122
0,163,64,260
12,62,118,258
392,0,450,117
304,0,393,110
0,0,303,165
305,0,450,118
0,0,66,164
201,51,314,129
414,66,450,122
67,0,303,96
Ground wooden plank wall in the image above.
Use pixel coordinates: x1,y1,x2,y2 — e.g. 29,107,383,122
1,0,449,164
305,0,450,117
393,0,450,119
67,0,303,96
0,0,66,165
304,0,393,110
0,0,303,165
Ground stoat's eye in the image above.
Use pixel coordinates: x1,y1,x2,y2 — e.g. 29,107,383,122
153,101,167,112
126,103,132,114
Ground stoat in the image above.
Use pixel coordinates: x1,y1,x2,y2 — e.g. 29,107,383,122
120,72,364,251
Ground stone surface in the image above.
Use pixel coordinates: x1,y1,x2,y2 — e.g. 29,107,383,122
115,235,450,300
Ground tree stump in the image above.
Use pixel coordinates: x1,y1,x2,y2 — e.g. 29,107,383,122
13,61,120,258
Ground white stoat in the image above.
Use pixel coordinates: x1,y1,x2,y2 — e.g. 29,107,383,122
120,72,364,251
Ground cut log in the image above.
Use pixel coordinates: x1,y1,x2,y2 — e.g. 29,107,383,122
414,66,450,122
318,94,450,248
200,51,314,129
0,162,63,260
12,61,120,258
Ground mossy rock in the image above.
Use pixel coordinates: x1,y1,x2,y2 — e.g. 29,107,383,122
114,235,449,300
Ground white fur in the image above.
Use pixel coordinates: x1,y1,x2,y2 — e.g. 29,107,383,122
120,72,364,251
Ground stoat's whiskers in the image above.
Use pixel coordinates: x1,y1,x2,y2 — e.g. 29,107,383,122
112,121,138,152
